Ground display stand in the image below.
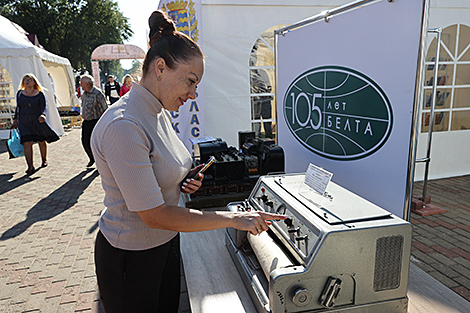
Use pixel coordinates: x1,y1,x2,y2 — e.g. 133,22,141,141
412,28,446,216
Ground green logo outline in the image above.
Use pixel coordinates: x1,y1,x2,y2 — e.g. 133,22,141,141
283,66,393,161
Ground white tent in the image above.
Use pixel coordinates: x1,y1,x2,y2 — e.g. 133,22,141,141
200,0,350,147
197,0,470,180
0,14,79,139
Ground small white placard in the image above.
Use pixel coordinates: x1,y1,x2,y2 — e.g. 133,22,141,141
304,163,333,195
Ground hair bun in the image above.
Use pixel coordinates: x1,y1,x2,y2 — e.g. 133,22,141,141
148,10,176,47
142,10,202,75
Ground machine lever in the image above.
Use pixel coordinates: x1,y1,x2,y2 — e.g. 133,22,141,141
288,227,300,234
319,277,342,307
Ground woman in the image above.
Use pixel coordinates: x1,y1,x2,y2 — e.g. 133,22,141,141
11,74,59,175
119,74,133,97
91,10,286,313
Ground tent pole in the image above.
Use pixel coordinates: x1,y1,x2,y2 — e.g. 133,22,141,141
419,27,442,207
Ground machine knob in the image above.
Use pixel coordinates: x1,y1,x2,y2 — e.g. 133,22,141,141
276,204,286,215
284,217,293,227
292,288,311,307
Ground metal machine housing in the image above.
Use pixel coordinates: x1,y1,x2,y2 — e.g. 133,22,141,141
225,173,412,313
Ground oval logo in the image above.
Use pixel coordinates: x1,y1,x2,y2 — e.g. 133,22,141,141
283,66,393,161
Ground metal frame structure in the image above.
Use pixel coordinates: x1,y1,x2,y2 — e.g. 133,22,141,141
275,0,384,36
415,28,442,209
273,0,429,220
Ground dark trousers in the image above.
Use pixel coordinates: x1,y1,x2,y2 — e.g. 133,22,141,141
95,231,181,313
254,99,273,138
81,119,98,162
109,97,119,104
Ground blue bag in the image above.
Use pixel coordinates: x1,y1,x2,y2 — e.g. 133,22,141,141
7,129,24,158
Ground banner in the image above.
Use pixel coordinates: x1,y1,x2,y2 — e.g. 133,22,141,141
276,0,426,218
159,0,204,157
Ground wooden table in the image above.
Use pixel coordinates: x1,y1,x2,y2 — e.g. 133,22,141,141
181,229,470,313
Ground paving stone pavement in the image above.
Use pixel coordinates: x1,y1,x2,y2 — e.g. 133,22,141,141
0,127,469,312
0,128,103,312
411,175,470,303
0,128,190,313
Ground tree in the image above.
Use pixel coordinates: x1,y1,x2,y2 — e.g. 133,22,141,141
99,60,124,87
128,60,143,80
0,0,133,73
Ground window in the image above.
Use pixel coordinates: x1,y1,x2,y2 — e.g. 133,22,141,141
249,24,285,139
0,66,15,130
423,24,470,132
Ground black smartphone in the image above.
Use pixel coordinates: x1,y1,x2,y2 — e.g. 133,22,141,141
192,156,215,178
193,156,215,178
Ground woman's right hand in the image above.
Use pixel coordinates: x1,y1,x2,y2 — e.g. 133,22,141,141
10,120,18,129
231,211,287,236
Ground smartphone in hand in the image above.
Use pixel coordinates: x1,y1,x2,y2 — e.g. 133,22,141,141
192,156,215,178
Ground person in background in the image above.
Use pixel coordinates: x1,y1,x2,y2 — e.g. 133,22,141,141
251,67,273,138
91,10,286,313
250,47,273,138
120,74,133,97
104,75,121,104
76,85,84,98
11,73,59,175
79,74,108,167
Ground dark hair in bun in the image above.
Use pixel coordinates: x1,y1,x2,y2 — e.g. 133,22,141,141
142,10,203,75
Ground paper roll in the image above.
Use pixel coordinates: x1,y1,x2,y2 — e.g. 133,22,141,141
248,231,294,280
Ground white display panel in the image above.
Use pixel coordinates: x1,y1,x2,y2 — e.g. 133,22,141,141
276,0,427,218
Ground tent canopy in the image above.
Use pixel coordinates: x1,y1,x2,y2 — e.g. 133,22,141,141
0,15,79,138
200,0,349,147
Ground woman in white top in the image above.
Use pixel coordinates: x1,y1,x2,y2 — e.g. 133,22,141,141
91,10,286,313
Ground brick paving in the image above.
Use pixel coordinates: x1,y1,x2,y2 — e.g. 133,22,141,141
0,128,190,313
0,128,103,312
0,127,468,311
411,175,470,302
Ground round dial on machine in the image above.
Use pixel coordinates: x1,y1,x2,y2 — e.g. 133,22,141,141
276,204,286,215
292,288,312,307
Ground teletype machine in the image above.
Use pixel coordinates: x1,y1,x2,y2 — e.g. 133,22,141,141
186,132,284,208
226,173,412,313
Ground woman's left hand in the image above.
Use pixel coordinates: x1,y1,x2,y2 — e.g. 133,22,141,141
181,164,204,194
38,114,46,123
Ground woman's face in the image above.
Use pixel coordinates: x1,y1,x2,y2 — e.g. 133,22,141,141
158,56,204,112
23,77,35,89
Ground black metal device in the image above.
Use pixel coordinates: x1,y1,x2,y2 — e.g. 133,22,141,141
185,132,285,208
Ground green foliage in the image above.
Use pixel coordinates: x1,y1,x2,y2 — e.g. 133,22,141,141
128,60,142,78
1,0,133,74
99,60,124,87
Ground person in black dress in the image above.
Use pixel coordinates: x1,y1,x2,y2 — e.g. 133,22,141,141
11,74,59,175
